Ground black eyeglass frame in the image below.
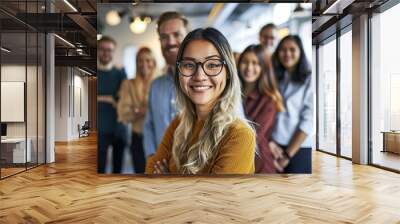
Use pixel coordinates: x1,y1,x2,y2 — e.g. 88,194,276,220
176,58,227,77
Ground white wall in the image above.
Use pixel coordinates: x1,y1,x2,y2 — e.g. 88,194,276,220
55,66,69,141
54,67,89,141
1,65,32,138
1,64,46,164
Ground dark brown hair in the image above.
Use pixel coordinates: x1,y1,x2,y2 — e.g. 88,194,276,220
157,11,189,34
273,35,311,83
238,44,284,112
259,23,277,36
98,36,116,46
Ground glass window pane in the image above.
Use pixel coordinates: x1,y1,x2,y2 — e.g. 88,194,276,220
318,37,337,154
27,31,38,169
1,30,28,177
340,29,352,158
38,32,46,165
371,3,400,171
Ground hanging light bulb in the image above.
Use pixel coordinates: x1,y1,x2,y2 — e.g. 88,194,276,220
144,16,152,24
106,10,121,26
129,17,147,34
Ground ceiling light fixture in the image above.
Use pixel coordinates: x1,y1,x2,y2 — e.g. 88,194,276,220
129,16,150,34
63,0,78,12
143,16,151,24
292,3,310,19
1,47,11,53
54,34,75,48
132,0,140,6
106,10,122,26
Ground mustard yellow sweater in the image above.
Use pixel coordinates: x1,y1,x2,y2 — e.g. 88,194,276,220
145,116,255,174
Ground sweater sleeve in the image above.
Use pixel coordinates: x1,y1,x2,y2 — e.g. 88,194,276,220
113,69,127,101
211,121,256,174
298,76,314,135
145,116,180,174
258,98,277,145
117,80,134,124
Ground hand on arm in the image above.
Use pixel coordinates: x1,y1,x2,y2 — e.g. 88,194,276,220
145,142,170,174
269,141,288,172
145,116,180,174
98,95,116,107
153,159,169,174
269,130,308,173
132,106,147,120
285,129,307,159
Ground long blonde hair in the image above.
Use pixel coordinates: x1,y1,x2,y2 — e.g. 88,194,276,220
133,47,157,96
172,28,253,174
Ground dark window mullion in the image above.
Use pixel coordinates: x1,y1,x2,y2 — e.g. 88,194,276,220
337,28,341,157
367,12,373,165
0,19,2,179
36,0,39,168
25,0,28,171
316,45,320,151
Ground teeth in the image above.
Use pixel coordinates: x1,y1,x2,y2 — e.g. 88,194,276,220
191,86,211,91
168,48,178,52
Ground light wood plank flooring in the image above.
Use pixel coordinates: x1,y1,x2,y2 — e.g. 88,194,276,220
0,134,400,223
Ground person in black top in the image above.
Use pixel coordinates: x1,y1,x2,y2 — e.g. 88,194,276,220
97,36,127,173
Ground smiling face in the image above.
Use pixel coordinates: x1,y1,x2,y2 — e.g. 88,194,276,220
159,18,187,66
278,39,301,72
239,51,261,84
179,39,227,115
136,50,155,79
98,41,115,65
259,27,278,50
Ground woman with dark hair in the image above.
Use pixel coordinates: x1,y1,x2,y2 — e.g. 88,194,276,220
270,35,313,173
238,44,284,173
145,28,256,174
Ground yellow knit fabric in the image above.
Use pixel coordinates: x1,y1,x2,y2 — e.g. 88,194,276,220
145,116,255,174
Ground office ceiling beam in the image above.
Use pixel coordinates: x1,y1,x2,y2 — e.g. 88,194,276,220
66,13,97,46
55,56,96,72
322,0,355,15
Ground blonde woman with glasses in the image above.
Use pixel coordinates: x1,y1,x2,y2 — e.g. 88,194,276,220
145,28,256,174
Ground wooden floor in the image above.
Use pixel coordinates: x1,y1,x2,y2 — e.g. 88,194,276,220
1,135,400,223
372,150,400,171
1,167,26,178
1,163,44,178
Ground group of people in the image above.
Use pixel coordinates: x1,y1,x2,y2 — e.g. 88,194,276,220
97,11,313,175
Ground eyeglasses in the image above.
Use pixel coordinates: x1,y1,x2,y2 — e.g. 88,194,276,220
177,58,226,77
99,48,114,52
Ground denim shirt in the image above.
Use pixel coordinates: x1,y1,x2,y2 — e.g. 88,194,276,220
271,72,314,148
143,72,177,157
